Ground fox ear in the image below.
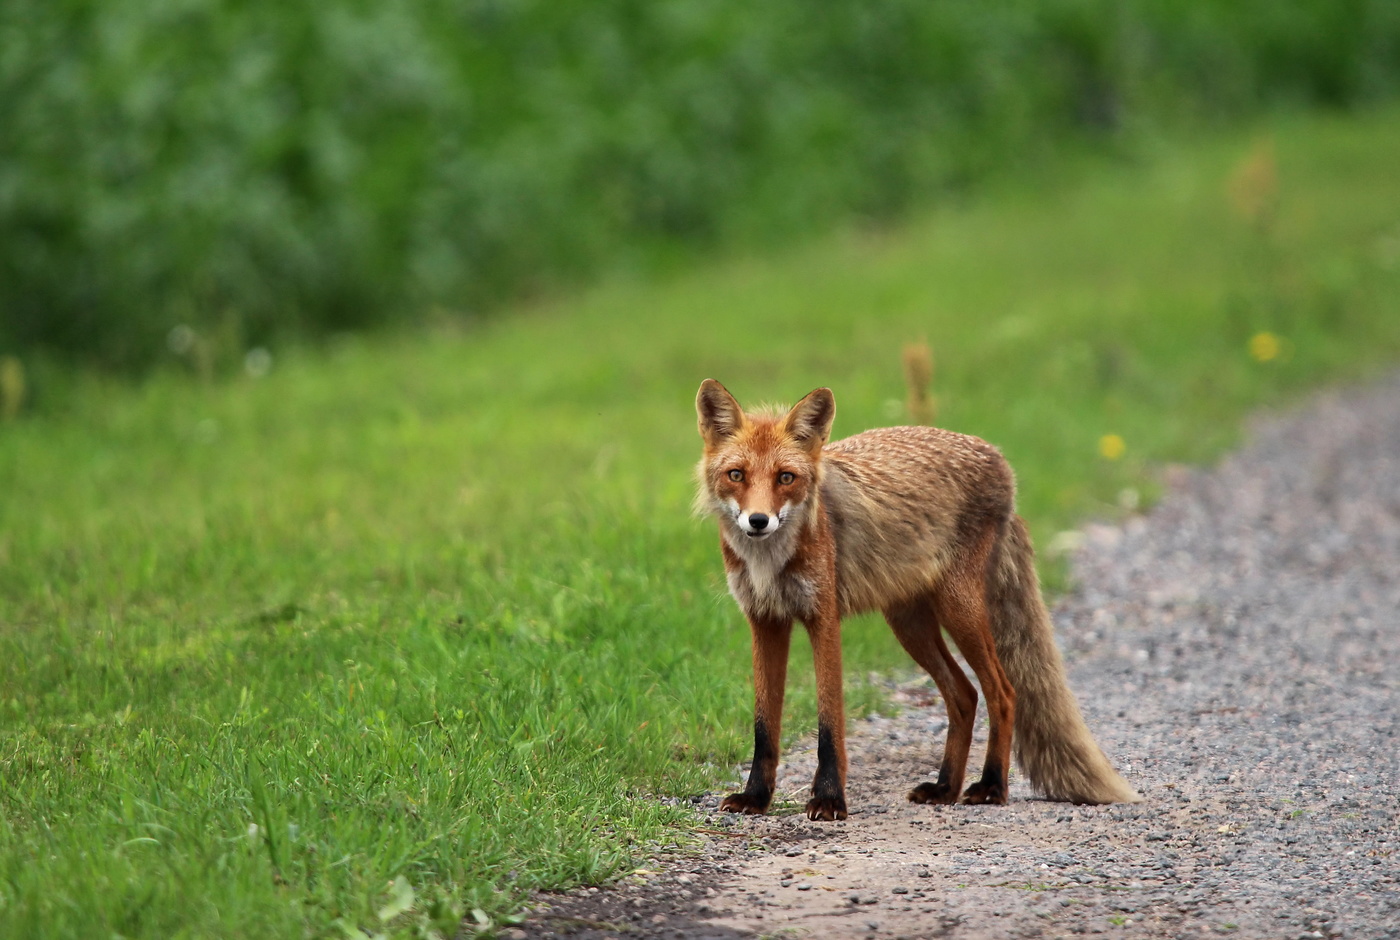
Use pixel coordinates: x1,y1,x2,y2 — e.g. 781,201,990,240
697,379,745,447
783,387,836,454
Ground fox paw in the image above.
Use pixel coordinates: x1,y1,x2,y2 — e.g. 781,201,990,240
805,796,848,821
907,781,958,804
719,792,770,815
961,780,1008,805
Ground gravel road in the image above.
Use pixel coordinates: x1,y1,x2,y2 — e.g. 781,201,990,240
520,375,1400,940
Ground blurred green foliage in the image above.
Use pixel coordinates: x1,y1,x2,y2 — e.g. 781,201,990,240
3,0,1398,368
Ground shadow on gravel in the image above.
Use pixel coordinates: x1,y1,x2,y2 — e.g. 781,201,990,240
515,882,754,939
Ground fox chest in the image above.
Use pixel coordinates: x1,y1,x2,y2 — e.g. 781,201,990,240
725,557,819,621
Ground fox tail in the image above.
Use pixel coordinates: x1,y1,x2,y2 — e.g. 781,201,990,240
988,515,1141,804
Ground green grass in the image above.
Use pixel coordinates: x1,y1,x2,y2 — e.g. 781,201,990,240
4,106,1400,937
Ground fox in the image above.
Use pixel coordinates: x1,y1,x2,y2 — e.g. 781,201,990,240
694,378,1140,821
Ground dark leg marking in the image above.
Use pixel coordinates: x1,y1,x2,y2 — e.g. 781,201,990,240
806,723,848,821
961,759,1009,805
908,761,959,804
720,717,777,815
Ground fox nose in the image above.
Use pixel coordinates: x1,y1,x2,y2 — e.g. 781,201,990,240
748,513,769,531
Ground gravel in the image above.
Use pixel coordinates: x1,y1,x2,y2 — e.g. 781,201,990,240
517,374,1400,939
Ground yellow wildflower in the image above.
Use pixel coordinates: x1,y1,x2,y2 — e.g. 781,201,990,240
1249,331,1280,362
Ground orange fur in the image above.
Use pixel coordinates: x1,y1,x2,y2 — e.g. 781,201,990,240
695,379,1139,820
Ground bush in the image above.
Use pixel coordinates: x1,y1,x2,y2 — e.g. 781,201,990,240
2,0,1398,368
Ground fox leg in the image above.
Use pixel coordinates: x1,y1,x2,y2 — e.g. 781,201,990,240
804,606,848,821
934,552,1017,805
883,598,979,804
720,615,792,815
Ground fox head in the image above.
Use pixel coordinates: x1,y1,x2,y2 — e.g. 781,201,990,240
694,379,836,543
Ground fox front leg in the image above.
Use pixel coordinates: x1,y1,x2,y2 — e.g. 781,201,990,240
804,610,848,821
720,616,792,815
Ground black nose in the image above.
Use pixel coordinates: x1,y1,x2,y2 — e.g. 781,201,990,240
749,513,769,530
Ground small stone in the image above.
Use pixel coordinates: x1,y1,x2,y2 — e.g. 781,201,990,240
780,880,792,888
892,886,909,895
796,883,812,891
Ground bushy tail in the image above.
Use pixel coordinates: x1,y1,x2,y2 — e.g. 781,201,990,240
988,515,1141,804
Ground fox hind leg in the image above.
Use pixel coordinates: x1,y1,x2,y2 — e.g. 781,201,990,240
884,598,979,805
932,547,1016,805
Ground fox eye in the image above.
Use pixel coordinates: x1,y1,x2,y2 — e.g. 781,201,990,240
728,469,744,482
778,471,795,485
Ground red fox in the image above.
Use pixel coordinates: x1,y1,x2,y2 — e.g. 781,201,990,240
695,379,1140,821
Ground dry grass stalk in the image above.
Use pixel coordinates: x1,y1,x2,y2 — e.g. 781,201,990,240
902,342,936,425
1228,137,1279,232
0,356,24,420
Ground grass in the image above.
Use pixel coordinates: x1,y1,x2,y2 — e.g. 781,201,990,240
3,105,1400,938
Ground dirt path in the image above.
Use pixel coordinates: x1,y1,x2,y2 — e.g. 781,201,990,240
519,375,1400,940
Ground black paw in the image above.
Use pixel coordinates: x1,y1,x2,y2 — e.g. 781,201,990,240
805,795,848,821
907,781,958,804
961,779,1008,805
719,792,771,815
